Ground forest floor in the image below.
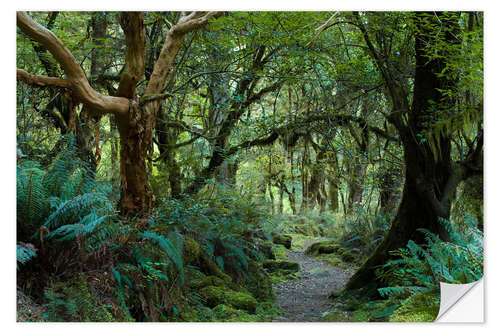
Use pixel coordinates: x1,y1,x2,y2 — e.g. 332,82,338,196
272,238,355,322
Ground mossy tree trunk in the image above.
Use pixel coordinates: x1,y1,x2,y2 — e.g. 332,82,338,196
343,12,482,291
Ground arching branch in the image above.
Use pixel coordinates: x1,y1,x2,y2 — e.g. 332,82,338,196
16,11,129,116
17,69,69,88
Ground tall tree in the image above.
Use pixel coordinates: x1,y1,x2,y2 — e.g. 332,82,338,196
342,11,483,291
16,11,222,215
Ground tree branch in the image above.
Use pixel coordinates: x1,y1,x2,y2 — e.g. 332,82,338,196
17,68,69,88
116,12,146,99
17,11,129,116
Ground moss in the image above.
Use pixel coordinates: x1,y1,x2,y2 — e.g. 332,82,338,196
199,286,226,307
340,249,356,263
212,304,243,319
47,273,118,322
272,244,287,259
389,293,439,322
258,240,276,260
308,267,329,277
189,271,225,290
262,260,300,273
271,233,292,249
198,286,258,313
389,310,436,322
321,310,351,322
183,237,232,284
293,223,323,237
289,233,315,251
246,260,275,302
226,290,258,313
305,240,340,255
183,237,202,265
192,305,215,322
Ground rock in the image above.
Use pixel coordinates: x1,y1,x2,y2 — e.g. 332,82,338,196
262,260,300,273
183,237,232,283
199,286,258,313
189,271,225,290
305,240,340,255
256,239,276,260
272,234,292,249
246,260,275,302
225,290,258,313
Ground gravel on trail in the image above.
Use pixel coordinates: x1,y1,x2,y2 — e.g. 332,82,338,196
272,238,355,322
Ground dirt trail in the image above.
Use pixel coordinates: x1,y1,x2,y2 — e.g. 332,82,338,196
272,238,355,322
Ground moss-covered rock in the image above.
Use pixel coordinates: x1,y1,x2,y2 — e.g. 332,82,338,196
262,260,300,273
389,293,439,322
189,270,226,290
339,249,356,263
212,304,243,319
257,240,276,260
198,286,258,313
183,237,232,284
305,240,340,255
184,237,202,265
272,244,287,259
271,233,292,249
225,290,258,313
212,304,260,322
246,260,275,302
199,286,225,307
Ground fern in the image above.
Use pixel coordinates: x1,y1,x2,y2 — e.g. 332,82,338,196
376,216,483,320
139,231,185,284
17,162,49,238
16,244,37,269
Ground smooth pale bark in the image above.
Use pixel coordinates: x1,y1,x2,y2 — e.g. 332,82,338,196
17,11,222,216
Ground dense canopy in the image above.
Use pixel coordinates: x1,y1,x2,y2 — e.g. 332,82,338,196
16,11,483,322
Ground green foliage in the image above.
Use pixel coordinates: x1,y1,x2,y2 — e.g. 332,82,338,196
376,217,483,321
151,184,275,282
16,244,37,269
42,274,117,322
341,210,391,261
139,231,185,284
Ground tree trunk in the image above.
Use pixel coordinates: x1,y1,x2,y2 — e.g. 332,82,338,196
117,104,153,216
342,12,464,291
378,164,403,217
268,182,275,215
328,176,339,213
278,184,284,214
342,137,456,290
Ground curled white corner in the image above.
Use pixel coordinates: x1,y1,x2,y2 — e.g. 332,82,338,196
435,278,484,322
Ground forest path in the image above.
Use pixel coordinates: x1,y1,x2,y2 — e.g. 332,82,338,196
272,238,355,322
